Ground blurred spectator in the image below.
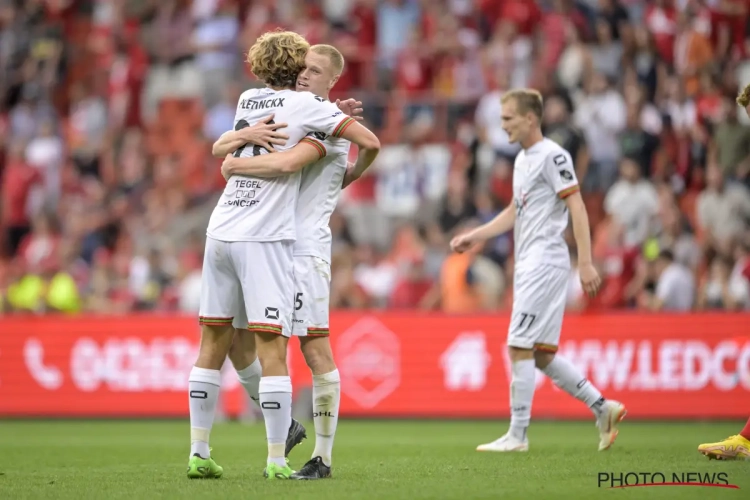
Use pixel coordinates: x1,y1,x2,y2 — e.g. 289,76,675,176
709,97,750,178
589,17,623,81
653,202,701,271
426,220,503,312
620,93,661,177
556,18,590,93
141,0,202,122
192,0,240,108
438,171,477,235
2,140,42,256
673,9,713,97
574,72,627,192
376,0,420,73
696,254,747,310
604,158,659,247
25,119,63,213
641,249,695,311
697,164,750,247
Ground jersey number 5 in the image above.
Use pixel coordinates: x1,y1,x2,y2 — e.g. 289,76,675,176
233,119,275,158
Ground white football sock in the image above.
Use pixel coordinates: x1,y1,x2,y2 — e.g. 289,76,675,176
236,358,262,405
311,369,340,467
541,356,605,416
509,359,536,441
188,366,222,458
259,376,292,467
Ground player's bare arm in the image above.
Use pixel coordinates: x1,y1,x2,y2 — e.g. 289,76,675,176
212,99,363,159
338,120,380,187
211,114,289,157
564,190,602,298
221,140,322,179
220,104,371,181
450,205,515,253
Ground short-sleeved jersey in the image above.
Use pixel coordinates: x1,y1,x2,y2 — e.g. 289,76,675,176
512,137,579,272
293,131,352,262
206,88,355,242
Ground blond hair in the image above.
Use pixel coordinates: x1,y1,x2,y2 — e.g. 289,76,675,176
310,44,345,75
737,82,750,108
247,30,309,88
501,88,544,120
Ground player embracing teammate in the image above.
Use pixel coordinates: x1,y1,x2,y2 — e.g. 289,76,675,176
187,31,379,480
450,89,626,452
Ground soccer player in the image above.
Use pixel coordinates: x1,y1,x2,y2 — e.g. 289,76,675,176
450,89,626,452
695,87,750,461
217,44,380,479
188,31,378,481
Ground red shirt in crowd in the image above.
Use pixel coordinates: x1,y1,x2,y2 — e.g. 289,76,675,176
645,2,677,65
1,160,41,227
592,246,640,309
499,0,542,37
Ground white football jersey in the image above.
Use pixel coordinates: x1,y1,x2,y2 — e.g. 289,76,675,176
512,137,579,272
293,132,351,262
206,88,355,242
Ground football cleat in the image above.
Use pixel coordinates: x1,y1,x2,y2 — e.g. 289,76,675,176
186,453,223,479
596,400,627,451
290,456,332,480
698,435,750,461
286,419,307,457
265,461,294,480
476,433,529,452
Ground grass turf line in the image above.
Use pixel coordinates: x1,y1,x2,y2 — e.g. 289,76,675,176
0,420,747,500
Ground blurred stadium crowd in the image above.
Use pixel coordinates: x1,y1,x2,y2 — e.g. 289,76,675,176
1,0,750,315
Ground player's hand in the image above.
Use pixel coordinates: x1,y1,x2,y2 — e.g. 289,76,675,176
220,155,235,181
336,98,364,121
450,232,477,254
342,162,359,188
578,262,602,298
238,114,288,151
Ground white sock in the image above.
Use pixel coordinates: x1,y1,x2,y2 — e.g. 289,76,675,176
188,366,222,458
509,359,535,441
236,358,262,405
541,356,605,416
259,376,292,467
312,369,340,467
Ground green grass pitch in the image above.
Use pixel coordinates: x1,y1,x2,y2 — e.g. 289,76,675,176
0,420,747,499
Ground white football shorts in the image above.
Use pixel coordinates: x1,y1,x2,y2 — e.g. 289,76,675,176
200,237,294,337
291,255,331,337
507,264,569,352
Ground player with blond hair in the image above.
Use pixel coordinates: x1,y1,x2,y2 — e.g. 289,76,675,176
214,43,379,479
188,31,379,481
450,89,626,453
